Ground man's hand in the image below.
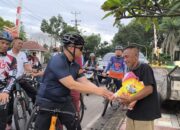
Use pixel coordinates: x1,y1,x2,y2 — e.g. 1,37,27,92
119,93,132,105
97,87,114,100
0,92,9,104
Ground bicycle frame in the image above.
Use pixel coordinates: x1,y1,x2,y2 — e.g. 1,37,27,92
26,106,77,130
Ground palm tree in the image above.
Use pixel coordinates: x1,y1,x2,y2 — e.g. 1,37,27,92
160,17,180,61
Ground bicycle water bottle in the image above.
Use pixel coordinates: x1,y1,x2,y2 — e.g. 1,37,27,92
49,115,57,130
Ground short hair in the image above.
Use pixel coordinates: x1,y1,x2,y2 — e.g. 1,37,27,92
12,37,23,45
13,37,23,41
32,52,36,56
124,45,139,56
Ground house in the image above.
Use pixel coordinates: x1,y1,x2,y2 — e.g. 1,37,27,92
22,41,47,63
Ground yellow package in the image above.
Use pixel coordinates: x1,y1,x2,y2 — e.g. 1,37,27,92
114,72,144,97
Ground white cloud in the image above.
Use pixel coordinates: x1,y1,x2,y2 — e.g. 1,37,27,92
0,0,131,44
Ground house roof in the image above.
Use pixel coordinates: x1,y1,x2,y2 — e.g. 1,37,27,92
22,41,47,52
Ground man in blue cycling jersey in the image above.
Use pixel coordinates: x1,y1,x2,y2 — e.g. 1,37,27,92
102,45,125,90
0,30,16,130
35,32,113,130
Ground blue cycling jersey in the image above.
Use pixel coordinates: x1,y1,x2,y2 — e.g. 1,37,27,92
37,53,82,104
105,56,125,73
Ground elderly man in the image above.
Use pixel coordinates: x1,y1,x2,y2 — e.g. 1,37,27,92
120,45,161,130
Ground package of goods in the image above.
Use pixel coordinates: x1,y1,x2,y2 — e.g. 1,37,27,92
115,72,144,97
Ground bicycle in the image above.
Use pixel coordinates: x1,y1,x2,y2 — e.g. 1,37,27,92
101,76,122,116
12,75,38,130
25,105,78,130
79,93,85,122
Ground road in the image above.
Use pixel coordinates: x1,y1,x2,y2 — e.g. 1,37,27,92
81,94,105,129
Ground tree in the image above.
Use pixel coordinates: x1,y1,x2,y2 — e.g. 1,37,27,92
43,43,49,49
41,15,67,46
96,41,113,57
83,33,101,53
160,17,180,60
0,17,26,39
41,14,80,47
0,17,14,29
19,24,27,40
112,20,153,56
101,0,180,25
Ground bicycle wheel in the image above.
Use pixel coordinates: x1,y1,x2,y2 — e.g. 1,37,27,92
25,107,37,130
94,77,100,86
101,98,109,117
79,94,85,122
14,96,28,130
101,83,113,116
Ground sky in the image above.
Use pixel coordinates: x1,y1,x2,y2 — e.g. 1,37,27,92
0,0,131,44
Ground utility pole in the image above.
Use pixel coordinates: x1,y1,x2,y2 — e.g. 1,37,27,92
16,0,23,37
71,11,81,30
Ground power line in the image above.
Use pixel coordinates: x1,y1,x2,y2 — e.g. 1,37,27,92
71,11,81,29
4,0,43,22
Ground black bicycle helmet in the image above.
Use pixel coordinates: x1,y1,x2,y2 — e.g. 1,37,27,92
115,45,123,50
0,30,13,42
61,32,85,46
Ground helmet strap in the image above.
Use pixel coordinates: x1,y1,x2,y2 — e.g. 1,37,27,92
64,46,75,62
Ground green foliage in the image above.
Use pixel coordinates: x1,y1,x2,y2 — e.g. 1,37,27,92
101,0,180,27
83,33,101,53
0,17,26,40
19,24,27,40
112,19,153,51
43,44,49,49
0,17,14,29
159,53,172,65
96,44,113,57
44,51,51,63
41,14,67,41
159,17,180,59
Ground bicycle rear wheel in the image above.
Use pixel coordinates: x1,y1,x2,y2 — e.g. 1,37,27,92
101,83,114,116
101,98,109,117
25,107,37,130
14,96,28,130
79,94,85,122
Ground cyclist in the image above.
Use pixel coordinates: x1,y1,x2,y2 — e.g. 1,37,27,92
7,38,37,129
51,47,60,57
31,52,42,70
35,32,113,130
0,30,16,130
84,53,97,68
102,45,126,91
7,37,37,102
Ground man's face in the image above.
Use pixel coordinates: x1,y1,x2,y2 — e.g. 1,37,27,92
123,48,138,69
74,45,83,57
68,44,83,57
0,39,9,53
115,49,123,57
13,39,23,50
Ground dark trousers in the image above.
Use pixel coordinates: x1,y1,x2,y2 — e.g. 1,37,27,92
0,105,8,130
35,101,81,130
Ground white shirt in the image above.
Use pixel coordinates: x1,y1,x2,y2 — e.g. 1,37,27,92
7,50,29,78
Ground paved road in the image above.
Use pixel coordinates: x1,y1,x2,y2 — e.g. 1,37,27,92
81,94,104,129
